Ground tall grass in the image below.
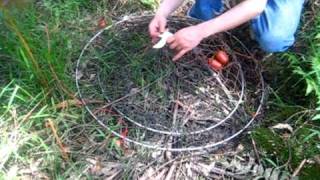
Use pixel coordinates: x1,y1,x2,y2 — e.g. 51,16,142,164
0,81,54,179
0,79,100,179
283,12,320,119
0,1,152,178
0,0,156,98
0,1,92,98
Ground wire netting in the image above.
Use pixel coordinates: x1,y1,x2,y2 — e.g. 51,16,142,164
76,15,266,152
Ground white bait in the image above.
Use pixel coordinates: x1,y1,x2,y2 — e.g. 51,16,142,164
153,31,173,49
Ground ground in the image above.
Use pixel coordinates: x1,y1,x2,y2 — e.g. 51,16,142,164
0,0,319,179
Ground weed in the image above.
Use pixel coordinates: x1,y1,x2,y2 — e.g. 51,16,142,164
283,11,320,114
1,6,70,96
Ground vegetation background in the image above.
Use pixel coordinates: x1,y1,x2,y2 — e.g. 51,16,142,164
0,0,319,179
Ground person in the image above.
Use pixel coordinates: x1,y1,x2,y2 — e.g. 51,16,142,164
149,0,305,61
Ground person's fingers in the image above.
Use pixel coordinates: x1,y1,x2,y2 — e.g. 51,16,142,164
167,36,175,44
159,20,166,33
149,19,161,37
173,49,189,61
169,42,179,49
152,37,160,44
175,46,183,51
149,26,159,38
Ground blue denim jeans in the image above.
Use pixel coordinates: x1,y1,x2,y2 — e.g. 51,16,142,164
189,0,305,52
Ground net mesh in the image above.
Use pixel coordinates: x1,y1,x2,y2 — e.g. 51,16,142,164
75,15,266,152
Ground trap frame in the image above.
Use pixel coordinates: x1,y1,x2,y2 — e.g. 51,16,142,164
75,15,266,152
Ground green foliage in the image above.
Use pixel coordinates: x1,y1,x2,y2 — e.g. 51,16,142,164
257,14,320,178
252,11,320,176
252,128,289,164
0,81,56,178
42,0,89,21
283,12,320,116
0,80,108,179
0,5,76,96
139,0,159,10
0,0,151,97
252,126,320,179
253,45,320,178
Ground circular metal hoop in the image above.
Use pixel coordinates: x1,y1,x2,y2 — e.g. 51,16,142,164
76,15,266,152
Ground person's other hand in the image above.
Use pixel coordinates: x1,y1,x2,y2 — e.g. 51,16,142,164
167,25,205,61
149,14,167,43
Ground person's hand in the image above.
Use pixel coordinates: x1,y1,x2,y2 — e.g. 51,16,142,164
149,14,167,43
167,25,205,61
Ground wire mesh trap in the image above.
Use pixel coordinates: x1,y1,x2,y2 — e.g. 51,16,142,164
75,15,266,152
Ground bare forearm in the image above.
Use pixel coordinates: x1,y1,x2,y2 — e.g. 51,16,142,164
196,0,268,38
156,0,185,17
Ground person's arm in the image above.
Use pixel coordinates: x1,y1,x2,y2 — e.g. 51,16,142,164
149,0,184,41
156,0,185,18
168,0,268,61
197,0,268,38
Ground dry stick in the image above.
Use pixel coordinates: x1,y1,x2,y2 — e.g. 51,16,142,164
165,162,177,180
208,167,246,179
214,72,235,101
56,99,104,110
154,168,168,180
233,51,256,60
166,97,180,159
105,170,123,180
45,118,69,161
136,159,159,177
150,156,189,178
45,24,75,98
175,158,185,180
292,159,307,177
250,136,261,165
192,164,212,179
172,98,179,126
182,105,194,126
184,168,195,180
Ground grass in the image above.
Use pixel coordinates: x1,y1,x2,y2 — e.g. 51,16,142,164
0,0,104,98
0,0,319,179
0,80,126,178
0,1,155,178
0,81,61,179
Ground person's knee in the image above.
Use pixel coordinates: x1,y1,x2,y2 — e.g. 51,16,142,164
189,6,213,21
189,0,223,21
257,31,295,53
